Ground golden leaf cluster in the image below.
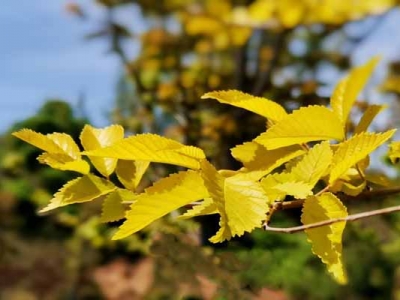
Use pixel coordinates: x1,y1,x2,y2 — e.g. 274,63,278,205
13,58,400,284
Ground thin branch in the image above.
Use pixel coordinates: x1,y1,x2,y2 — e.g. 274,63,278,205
355,163,366,181
252,29,289,96
234,46,248,91
264,203,400,234
106,8,145,94
315,185,330,196
300,143,310,151
273,186,400,211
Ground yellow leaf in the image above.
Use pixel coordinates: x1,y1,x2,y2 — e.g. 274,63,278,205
248,0,274,22
46,133,81,160
83,134,204,169
260,174,288,201
301,192,348,284
261,173,313,200
290,141,333,188
116,160,150,191
224,176,270,236
277,0,305,28
201,90,287,122
330,166,367,196
37,153,90,174
39,174,117,213
329,130,396,184
200,160,232,242
274,181,313,199
80,124,124,177
179,198,218,219
331,57,379,126
255,106,344,149
226,169,274,182
13,129,81,160
354,104,387,134
185,15,222,35
209,215,232,244
13,129,67,153
112,170,209,240
200,160,270,242
388,141,400,163
101,189,135,223
341,180,366,196
231,142,304,173
365,173,391,187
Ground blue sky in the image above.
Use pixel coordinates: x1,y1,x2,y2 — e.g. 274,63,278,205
0,0,123,132
2,2,400,133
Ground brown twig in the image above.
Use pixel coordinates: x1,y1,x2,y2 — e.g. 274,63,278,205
315,185,330,196
272,186,400,211
106,8,145,94
264,203,400,234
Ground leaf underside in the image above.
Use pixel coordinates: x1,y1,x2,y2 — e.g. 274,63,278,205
202,90,287,122
40,174,117,213
113,170,209,240
301,192,348,284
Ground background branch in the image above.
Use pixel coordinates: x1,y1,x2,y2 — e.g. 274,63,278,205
252,29,289,96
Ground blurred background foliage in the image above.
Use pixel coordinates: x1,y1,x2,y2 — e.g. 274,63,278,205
3,0,400,299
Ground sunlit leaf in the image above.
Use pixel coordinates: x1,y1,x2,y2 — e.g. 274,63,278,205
330,166,367,196
200,160,232,243
200,160,270,242
255,106,344,149
112,170,209,240
39,174,117,213
80,124,124,177
83,133,204,169
331,57,379,126
224,175,270,236
290,141,333,188
101,189,135,223
202,90,287,122
46,133,81,160
37,153,90,174
301,193,348,284
13,129,68,153
341,180,366,196
179,198,218,219
13,129,81,160
260,173,288,201
261,173,313,201
116,160,150,190
329,130,396,184
231,142,304,174
354,104,387,134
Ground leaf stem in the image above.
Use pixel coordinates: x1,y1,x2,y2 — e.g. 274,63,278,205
355,163,366,181
315,185,330,196
300,143,310,151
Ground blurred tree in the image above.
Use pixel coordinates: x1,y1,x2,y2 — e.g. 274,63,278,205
73,0,399,170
